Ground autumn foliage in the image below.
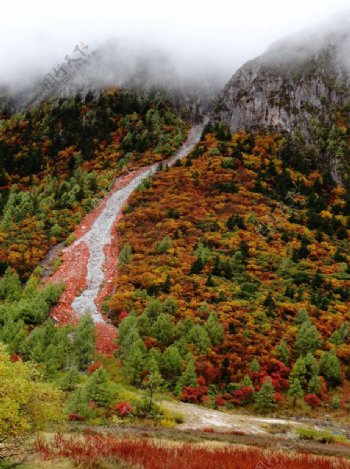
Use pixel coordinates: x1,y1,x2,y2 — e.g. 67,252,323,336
109,127,350,408
35,433,350,469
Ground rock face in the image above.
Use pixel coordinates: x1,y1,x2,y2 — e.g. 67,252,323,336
216,19,350,135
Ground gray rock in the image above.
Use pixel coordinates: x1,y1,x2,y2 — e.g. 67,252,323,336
215,19,350,137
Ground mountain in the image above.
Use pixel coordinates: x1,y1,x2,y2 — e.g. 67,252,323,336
1,16,350,468
215,16,350,135
0,40,221,122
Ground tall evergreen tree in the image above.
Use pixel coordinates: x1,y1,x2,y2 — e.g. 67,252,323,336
288,376,303,406
175,357,197,395
319,350,342,387
84,367,113,407
294,321,322,356
72,314,95,371
254,378,276,413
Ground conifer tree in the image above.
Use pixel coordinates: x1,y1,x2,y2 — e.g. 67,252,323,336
275,339,290,365
72,314,95,371
143,355,164,412
254,378,276,413
249,359,261,373
294,321,322,356
84,367,113,407
205,312,224,346
290,357,307,386
319,350,341,387
123,337,147,385
288,376,303,406
175,357,197,395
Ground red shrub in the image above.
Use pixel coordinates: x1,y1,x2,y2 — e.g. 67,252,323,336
181,386,201,403
10,354,21,362
87,361,102,374
268,359,290,377
249,370,268,384
115,401,133,417
270,373,289,391
215,395,226,406
144,337,156,350
274,392,284,403
182,377,209,403
119,312,129,321
304,394,321,408
231,386,254,406
35,432,350,469
68,413,85,422
196,361,221,384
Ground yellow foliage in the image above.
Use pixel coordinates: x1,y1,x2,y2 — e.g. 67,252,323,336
0,343,63,440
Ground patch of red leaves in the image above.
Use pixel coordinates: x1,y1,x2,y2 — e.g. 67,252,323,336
68,414,85,422
49,241,89,325
95,323,118,357
114,401,133,417
36,433,350,469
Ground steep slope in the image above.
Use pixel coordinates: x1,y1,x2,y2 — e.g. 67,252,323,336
0,88,190,367
49,124,203,327
0,89,187,278
110,124,350,413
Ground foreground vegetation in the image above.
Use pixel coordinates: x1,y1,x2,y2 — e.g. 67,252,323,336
33,432,350,469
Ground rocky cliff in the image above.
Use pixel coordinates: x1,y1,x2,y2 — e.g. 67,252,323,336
215,19,350,136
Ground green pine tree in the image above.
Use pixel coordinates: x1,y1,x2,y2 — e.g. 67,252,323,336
319,350,342,387
119,243,132,265
275,339,290,365
72,314,95,371
294,321,322,356
205,313,224,346
175,357,197,395
288,376,303,406
123,338,147,385
152,313,175,346
249,359,261,373
254,378,276,413
143,355,164,412
84,367,113,407
161,345,182,387
290,357,307,386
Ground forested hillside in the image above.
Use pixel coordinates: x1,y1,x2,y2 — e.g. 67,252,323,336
0,89,187,277
0,89,190,465
111,122,350,412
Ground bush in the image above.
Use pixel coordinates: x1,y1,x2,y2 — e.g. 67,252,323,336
304,394,321,408
68,413,85,422
296,428,335,444
330,396,341,410
115,401,133,417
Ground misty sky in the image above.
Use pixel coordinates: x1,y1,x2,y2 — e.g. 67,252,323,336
1,0,350,86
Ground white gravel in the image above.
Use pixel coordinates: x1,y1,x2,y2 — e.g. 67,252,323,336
71,124,204,322
160,400,310,435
